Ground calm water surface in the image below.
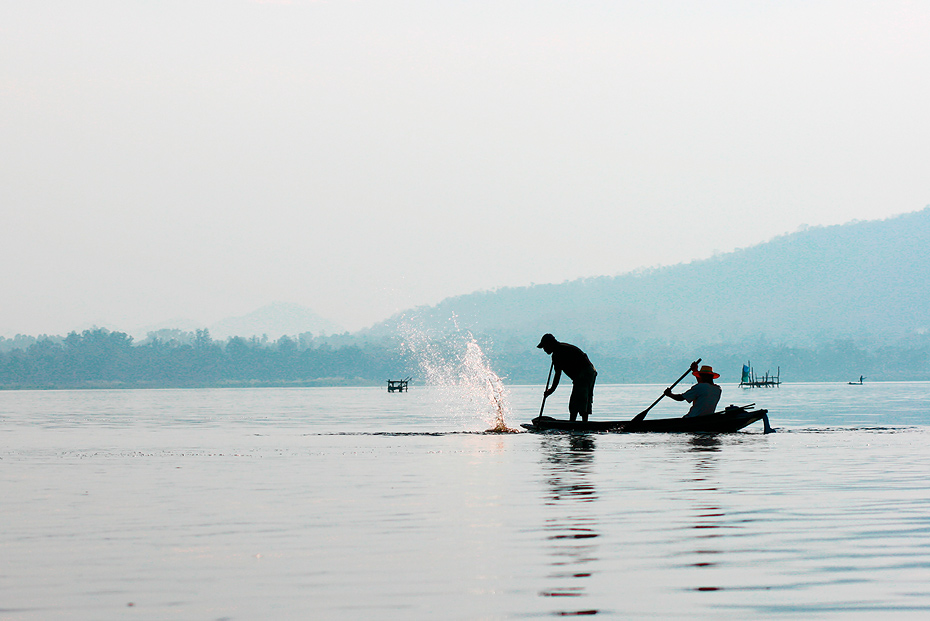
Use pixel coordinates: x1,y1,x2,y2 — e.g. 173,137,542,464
2,382,930,619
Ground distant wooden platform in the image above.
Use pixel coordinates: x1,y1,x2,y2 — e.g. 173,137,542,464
740,363,781,388
387,378,410,392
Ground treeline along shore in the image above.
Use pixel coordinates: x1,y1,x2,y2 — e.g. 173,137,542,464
3,327,930,389
0,328,412,389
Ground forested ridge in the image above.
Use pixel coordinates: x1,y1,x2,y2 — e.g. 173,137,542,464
368,208,930,349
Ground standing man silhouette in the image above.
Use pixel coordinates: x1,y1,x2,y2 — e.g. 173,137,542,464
537,333,598,422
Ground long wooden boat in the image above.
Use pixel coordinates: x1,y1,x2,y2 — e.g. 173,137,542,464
521,406,770,434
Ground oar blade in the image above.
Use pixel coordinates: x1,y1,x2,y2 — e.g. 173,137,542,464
633,358,700,424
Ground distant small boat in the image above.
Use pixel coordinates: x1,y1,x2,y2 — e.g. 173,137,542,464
521,405,770,434
848,376,865,385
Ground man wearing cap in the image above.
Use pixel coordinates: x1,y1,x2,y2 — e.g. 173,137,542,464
537,333,598,422
664,361,722,418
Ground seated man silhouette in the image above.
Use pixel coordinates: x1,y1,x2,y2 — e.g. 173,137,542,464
664,362,722,417
537,333,598,422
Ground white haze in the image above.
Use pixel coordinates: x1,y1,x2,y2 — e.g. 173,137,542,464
1,1,928,336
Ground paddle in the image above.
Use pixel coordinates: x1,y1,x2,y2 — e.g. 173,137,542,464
628,358,701,425
538,361,554,418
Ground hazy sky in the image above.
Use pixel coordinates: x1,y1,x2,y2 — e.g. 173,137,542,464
2,1,928,336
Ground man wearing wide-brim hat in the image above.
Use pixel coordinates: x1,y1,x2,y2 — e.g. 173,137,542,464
664,361,722,418
537,333,598,422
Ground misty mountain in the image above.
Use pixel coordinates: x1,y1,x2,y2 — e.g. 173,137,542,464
209,302,344,340
369,207,930,352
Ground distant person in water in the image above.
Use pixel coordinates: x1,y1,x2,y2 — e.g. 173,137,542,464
537,333,598,422
664,361,722,418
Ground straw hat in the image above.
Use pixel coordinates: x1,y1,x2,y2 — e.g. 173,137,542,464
693,365,721,379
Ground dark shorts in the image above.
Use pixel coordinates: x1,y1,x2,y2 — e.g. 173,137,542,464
569,371,597,419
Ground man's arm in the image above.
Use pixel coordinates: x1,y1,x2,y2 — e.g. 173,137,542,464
544,368,562,397
664,360,700,400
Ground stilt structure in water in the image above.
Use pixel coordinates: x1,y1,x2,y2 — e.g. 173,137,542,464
739,362,781,388
387,377,410,392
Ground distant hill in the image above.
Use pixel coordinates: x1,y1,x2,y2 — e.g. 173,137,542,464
5,211,929,385
209,302,344,340
367,208,930,377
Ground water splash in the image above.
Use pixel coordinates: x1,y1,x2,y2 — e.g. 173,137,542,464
461,339,516,433
400,318,517,433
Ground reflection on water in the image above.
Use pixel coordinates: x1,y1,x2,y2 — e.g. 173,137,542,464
539,435,601,616
683,434,726,592
687,433,722,453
